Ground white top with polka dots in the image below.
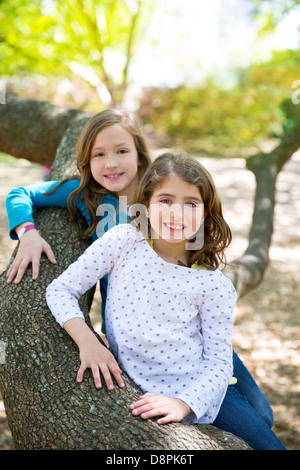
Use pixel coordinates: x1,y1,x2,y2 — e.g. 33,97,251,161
46,223,237,424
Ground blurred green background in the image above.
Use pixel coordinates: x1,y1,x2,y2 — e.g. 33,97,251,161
1,0,300,155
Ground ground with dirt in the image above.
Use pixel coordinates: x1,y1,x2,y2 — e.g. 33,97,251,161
0,151,299,450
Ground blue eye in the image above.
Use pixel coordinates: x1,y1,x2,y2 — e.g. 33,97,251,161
185,202,197,208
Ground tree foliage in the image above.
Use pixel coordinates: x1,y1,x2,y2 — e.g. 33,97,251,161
0,0,155,105
250,0,300,33
1,0,300,149
138,46,300,152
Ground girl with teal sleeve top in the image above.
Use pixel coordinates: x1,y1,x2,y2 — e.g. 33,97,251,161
6,109,151,283
5,108,282,449
6,178,124,242
6,109,150,331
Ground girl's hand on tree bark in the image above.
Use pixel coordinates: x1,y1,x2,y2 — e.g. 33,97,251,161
6,230,57,284
77,336,125,391
130,392,192,424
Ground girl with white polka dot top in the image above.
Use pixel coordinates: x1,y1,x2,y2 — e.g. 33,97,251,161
46,151,237,425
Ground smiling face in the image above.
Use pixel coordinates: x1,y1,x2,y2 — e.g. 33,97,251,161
147,174,204,246
90,123,140,203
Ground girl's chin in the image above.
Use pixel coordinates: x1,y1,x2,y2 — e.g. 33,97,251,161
103,175,124,184
101,178,124,191
157,233,189,244
153,228,196,244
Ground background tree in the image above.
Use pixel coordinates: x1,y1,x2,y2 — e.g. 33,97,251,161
0,0,155,106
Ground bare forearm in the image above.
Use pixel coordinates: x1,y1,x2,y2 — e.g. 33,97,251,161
63,318,97,348
62,318,124,390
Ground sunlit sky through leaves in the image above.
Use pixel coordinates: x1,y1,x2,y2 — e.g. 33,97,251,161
131,0,300,89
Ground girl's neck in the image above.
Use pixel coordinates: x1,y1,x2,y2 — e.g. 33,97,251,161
152,238,188,266
117,173,139,205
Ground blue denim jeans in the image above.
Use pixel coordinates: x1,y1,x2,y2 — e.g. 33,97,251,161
213,351,286,450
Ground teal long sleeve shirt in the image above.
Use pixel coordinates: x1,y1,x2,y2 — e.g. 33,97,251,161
6,178,125,240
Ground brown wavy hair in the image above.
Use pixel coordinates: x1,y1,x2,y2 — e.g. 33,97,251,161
46,109,152,239
132,151,232,270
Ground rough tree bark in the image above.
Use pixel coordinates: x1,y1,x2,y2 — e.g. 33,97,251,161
1,93,296,450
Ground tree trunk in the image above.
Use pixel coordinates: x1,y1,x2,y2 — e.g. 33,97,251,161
226,123,300,297
0,112,250,450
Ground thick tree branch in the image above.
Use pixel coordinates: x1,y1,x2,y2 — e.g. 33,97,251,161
0,93,91,165
226,124,300,297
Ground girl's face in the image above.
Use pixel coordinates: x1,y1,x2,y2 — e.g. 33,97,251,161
90,124,139,203
146,174,204,245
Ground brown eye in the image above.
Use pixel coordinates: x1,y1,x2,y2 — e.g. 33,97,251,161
93,152,104,158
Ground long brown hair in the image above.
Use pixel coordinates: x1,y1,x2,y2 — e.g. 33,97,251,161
132,151,232,270
47,109,152,239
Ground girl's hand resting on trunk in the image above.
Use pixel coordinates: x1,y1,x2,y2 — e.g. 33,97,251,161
6,230,57,284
